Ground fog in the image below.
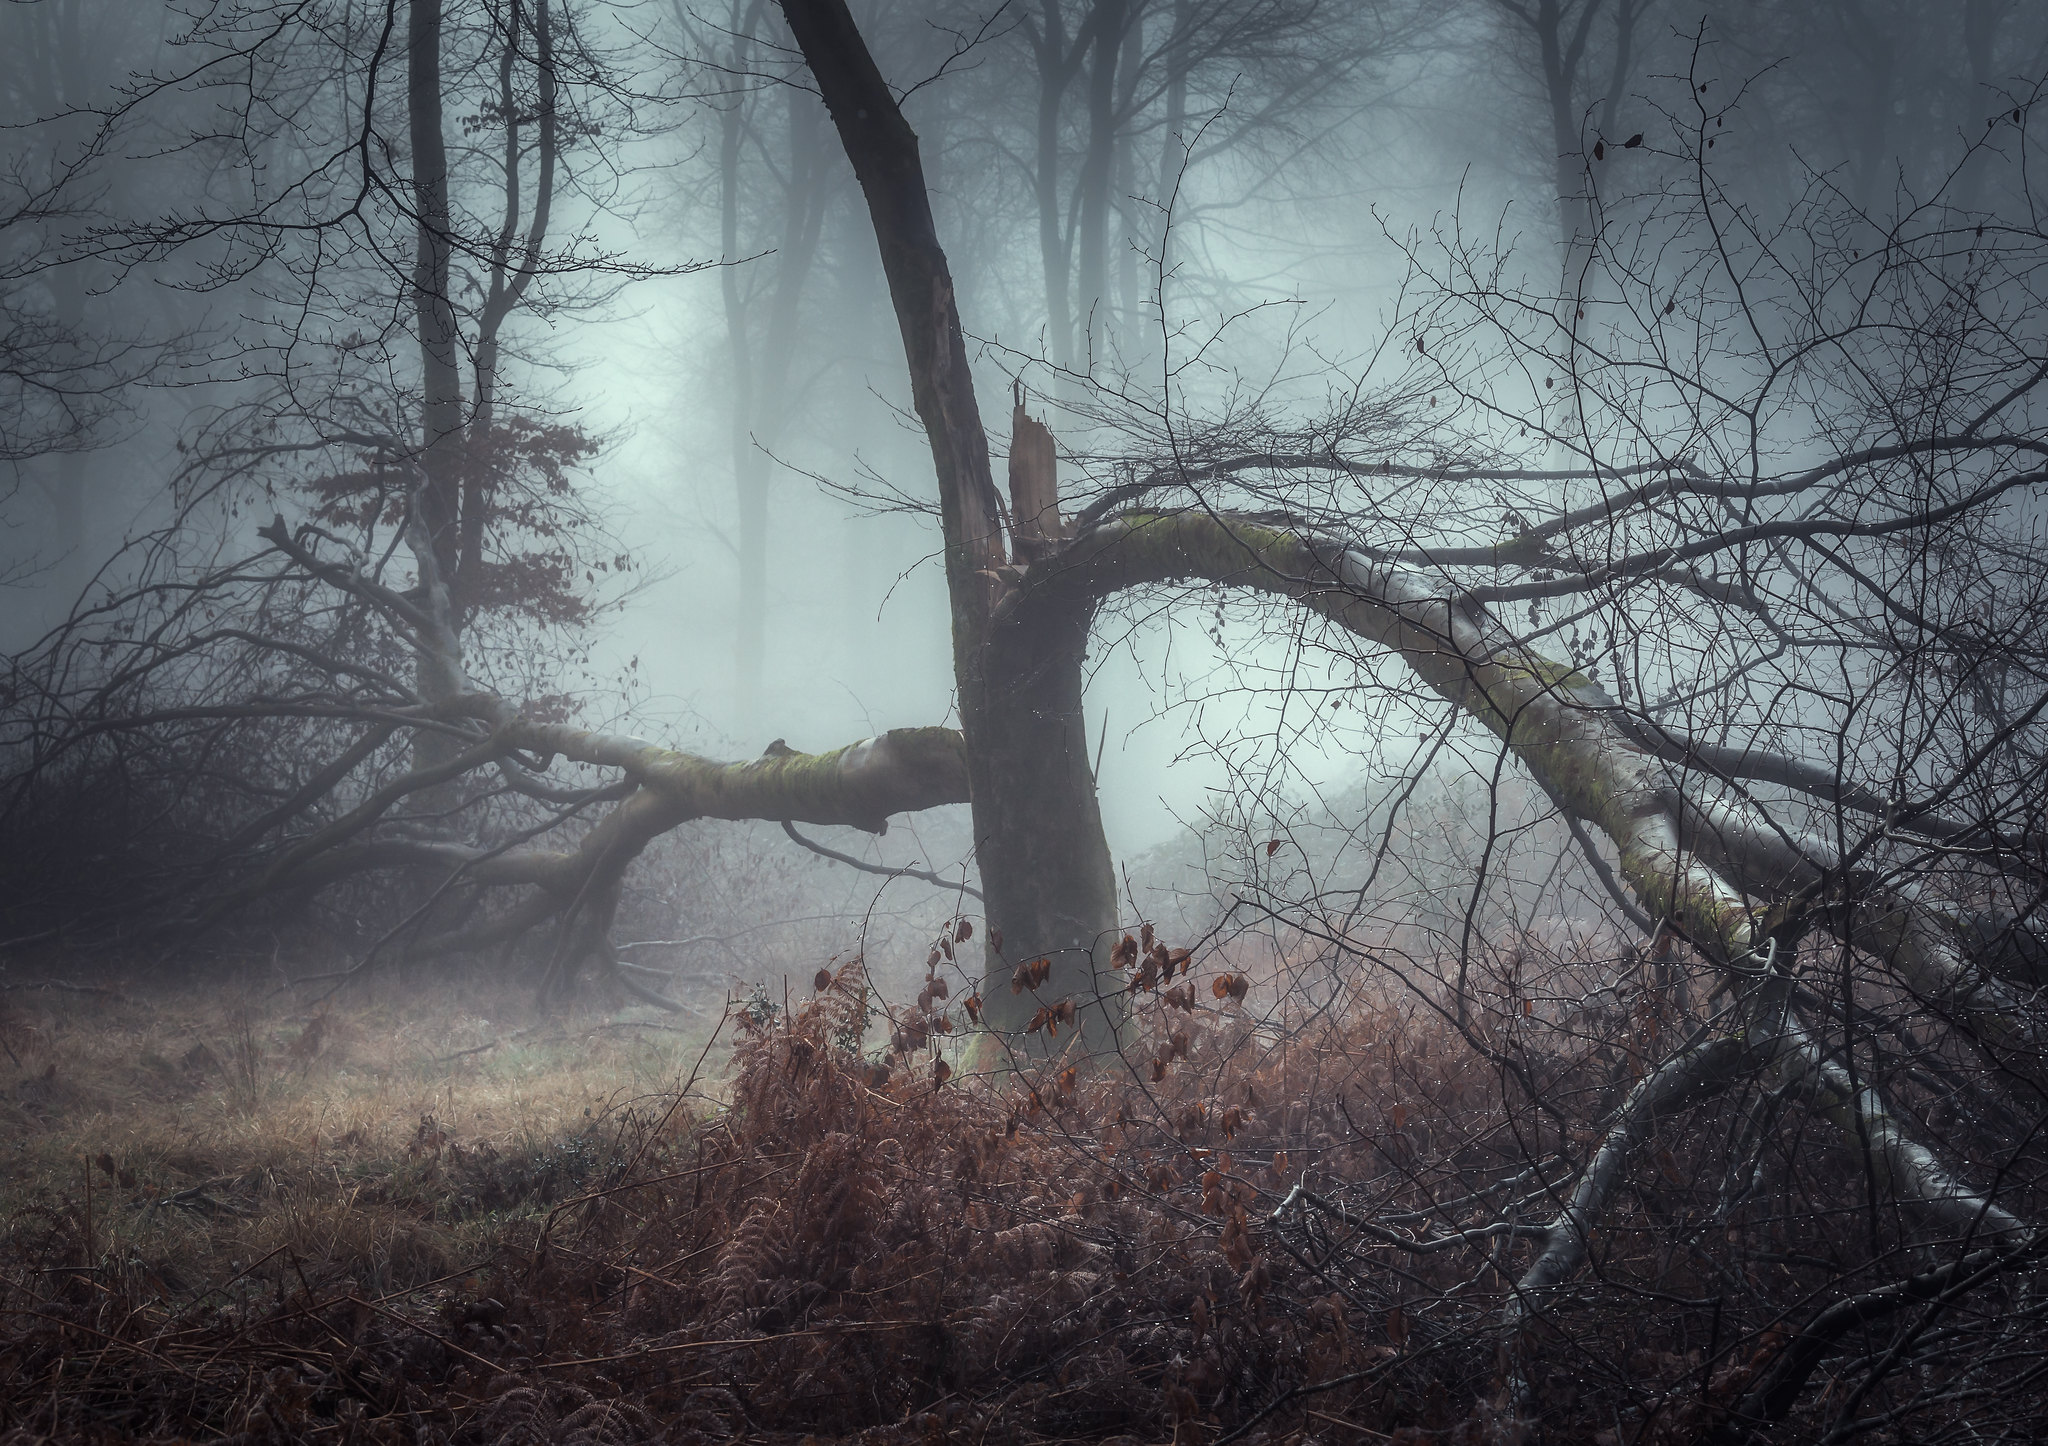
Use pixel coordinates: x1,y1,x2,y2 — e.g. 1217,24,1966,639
12,9,2048,1440
13,1,2028,861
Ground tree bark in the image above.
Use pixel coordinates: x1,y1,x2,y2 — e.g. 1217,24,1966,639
780,0,1124,1052
407,0,469,775
407,0,465,589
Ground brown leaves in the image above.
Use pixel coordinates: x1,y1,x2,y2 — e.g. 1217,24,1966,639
1265,838,1282,856
1149,1028,1192,1082
954,919,973,943
1219,1203,1257,1270
1210,972,1248,1003
962,994,982,1023
1010,957,1051,994
813,968,833,993
1026,998,1077,1037
932,1058,952,1089
1115,928,1195,999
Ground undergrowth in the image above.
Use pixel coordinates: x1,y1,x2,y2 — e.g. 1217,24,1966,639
1,952,2039,1444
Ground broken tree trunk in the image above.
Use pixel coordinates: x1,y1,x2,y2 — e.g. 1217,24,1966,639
780,0,1123,1053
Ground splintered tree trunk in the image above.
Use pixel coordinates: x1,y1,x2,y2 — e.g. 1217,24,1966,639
780,0,1124,1052
983,401,1119,1035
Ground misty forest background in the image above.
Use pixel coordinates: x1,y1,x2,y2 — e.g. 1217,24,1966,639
9,0,2026,898
12,0,2038,983
6,3,2048,1445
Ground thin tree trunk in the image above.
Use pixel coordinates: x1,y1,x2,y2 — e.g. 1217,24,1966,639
1075,0,1127,374
466,0,557,618
722,24,828,739
407,0,468,747
1535,0,1592,272
1114,3,1143,364
1150,0,1190,363
408,0,464,589
719,11,764,733
1034,1,1077,372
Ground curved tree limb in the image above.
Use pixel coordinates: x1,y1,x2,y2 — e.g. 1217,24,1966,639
780,820,984,901
1748,1006,2033,1248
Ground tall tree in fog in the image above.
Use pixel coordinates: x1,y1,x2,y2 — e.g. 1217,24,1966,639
399,0,608,758
1480,0,1659,267
159,0,655,722
1701,0,2046,216
691,0,834,737
984,0,1406,381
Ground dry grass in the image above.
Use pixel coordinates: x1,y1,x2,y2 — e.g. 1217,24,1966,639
0,967,719,1302
1,946,2041,1445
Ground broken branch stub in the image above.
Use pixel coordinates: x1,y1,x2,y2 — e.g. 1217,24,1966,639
1008,401,1062,558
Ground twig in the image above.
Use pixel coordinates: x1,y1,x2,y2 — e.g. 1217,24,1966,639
781,820,983,901
1306,1409,1393,1440
538,1320,924,1371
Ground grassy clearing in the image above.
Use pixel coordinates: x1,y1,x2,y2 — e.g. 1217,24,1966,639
0,969,721,1302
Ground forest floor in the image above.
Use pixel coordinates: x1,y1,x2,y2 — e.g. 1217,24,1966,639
0,967,716,1304
0,952,1940,1446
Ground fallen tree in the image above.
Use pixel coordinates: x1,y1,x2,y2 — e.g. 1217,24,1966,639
5,4,2048,1437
